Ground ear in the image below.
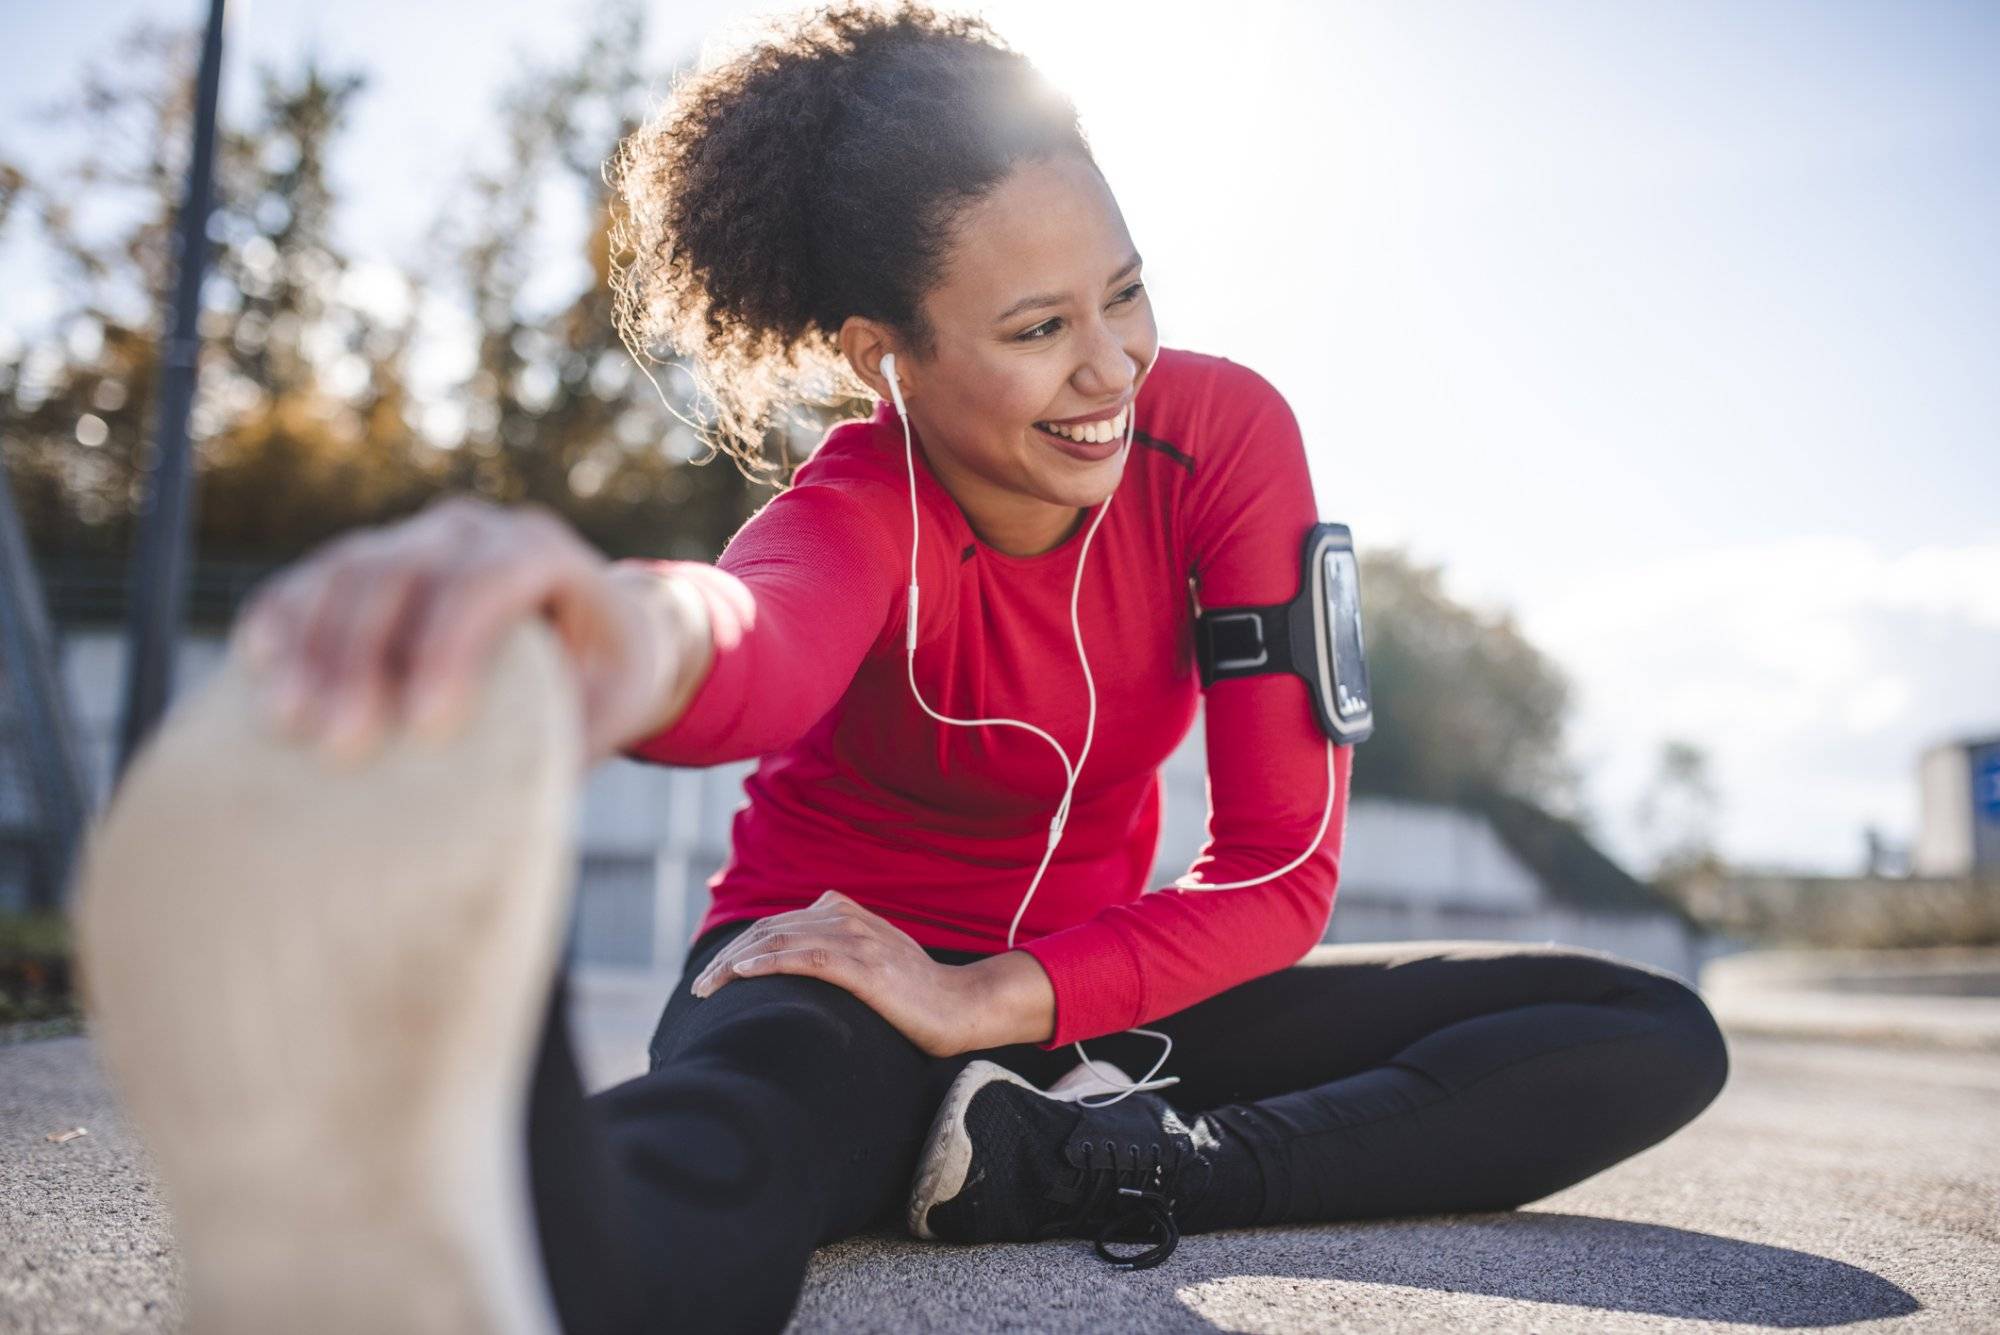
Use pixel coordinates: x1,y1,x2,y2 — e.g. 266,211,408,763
838,316,907,404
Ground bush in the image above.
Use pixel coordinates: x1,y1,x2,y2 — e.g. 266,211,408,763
0,910,78,1025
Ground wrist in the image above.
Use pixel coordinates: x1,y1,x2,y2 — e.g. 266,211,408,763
601,562,715,754
951,949,1057,1055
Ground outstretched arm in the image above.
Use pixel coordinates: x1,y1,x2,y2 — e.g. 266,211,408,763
612,479,915,767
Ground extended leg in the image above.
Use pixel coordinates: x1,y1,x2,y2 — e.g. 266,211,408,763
1146,939,1731,1225
526,921,983,1335
72,621,582,1335
909,939,1730,1249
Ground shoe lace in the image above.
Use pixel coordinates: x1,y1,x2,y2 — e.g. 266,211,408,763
1044,1136,1184,1271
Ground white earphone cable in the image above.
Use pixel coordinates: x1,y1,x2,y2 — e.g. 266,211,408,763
882,353,1338,1107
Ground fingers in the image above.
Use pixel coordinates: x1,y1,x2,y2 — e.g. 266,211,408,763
399,532,592,738
691,913,855,997
722,946,864,989
283,527,419,747
237,555,350,734
226,497,604,760
691,892,871,997
312,557,430,762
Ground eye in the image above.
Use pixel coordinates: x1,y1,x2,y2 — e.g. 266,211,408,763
1012,283,1144,343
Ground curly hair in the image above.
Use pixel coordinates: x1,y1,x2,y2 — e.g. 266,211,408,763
606,2,1093,483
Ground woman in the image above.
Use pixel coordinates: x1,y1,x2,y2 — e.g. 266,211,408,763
73,6,1729,1335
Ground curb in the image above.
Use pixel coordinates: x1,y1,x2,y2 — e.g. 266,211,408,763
1699,946,2000,1054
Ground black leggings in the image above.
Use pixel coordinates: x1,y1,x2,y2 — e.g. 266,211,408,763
526,918,1730,1335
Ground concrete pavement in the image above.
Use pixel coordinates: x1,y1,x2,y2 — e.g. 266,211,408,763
4,964,1998,1333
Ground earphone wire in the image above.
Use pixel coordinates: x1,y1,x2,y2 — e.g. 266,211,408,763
884,353,1338,1108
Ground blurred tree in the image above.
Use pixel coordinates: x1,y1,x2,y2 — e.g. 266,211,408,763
2,4,871,586
1350,547,1580,815
0,25,442,567
0,162,23,233
195,58,443,556
1632,737,1725,887
422,0,848,560
0,23,184,561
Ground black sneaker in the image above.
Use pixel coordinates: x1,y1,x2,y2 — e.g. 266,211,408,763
906,1059,1225,1271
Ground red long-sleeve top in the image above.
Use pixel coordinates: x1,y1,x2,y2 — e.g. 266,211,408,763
616,347,1353,1050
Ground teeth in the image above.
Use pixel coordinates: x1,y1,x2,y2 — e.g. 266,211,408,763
1039,408,1126,445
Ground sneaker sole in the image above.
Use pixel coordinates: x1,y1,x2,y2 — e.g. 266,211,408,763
71,619,580,1335
905,1058,1046,1240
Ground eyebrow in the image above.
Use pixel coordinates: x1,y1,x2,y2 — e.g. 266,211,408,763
992,252,1144,325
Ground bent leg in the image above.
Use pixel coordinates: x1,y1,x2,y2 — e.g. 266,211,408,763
526,921,968,1335
1137,940,1730,1225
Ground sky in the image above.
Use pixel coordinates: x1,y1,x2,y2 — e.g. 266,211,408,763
4,0,1996,876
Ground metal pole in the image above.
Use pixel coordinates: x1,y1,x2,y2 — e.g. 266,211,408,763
113,0,227,781
0,464,91,909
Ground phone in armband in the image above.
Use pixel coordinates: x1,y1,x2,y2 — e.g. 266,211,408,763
1191,522,1373,745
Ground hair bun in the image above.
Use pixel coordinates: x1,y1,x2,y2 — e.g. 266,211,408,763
607,2,1088,483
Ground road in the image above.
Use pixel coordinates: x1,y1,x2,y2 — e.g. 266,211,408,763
4,1003,1997,1333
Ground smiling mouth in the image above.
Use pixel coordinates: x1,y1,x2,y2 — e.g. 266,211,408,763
1032,407,1128,445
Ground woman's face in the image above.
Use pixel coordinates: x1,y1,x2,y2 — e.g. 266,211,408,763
890,153,1159,558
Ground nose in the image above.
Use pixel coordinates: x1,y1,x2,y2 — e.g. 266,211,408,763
1072,313,1139,404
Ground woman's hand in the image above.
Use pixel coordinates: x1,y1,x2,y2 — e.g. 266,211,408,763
229,494,704,772
690,890,984,1058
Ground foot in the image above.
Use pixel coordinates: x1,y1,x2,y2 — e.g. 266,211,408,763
71,619,582,1335
906,1059,1226,1270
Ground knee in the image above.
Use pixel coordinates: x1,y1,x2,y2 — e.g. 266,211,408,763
1629,971,1731,1121
688,977,870,1062
1544,947,1732,1118
653,972,933,1150
655,968,900,1071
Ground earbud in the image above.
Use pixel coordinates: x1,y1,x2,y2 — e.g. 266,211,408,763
880,353,906,415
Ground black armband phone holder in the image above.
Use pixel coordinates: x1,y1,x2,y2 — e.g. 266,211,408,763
1192,521,1373,745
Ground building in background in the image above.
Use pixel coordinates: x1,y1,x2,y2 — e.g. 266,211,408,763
1326,793,1719,983
1665,733,2000,951
1915,735,2000,878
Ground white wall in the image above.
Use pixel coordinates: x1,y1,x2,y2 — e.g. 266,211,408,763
1915,741,1972,877
1333,797,1545,912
